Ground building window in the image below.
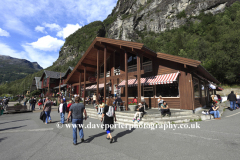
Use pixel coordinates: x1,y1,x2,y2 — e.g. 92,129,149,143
144,86,154,97
193,77,200,98
128,87,138,97
201,80,206,97
156,83,179,97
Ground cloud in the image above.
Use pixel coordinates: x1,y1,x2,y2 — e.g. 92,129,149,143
35,26,47,34
0,43,26,59
0,42,58,69
57,23,81,39
0,28,10,37
3,16,32,37
22,44,57,69
43,23,61,31
28,35,64,52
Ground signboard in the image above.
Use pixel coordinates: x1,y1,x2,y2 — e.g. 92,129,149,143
88,76,96,83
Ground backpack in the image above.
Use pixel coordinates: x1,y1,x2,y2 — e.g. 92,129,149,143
40,99,43,103
63,103,67,113
106,106,114,117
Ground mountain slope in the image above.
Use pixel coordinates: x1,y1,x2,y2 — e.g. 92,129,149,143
1,0,240,95
0,55,43,84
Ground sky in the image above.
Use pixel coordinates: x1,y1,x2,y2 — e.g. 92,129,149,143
0,0,118,69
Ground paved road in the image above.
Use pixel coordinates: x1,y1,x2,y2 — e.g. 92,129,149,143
0,106,240,160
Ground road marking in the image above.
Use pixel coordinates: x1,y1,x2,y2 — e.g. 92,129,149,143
198,130,240,136
167,132,219,141
225,111,240,118
0,128,54,134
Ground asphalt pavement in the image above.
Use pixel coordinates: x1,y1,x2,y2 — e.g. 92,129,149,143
0,103,240,160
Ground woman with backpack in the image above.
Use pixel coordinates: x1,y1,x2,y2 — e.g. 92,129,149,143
101,98,117,143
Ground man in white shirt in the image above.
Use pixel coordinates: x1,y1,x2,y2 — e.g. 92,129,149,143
92,93,96,105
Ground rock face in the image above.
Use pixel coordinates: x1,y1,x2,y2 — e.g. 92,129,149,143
106,0,239,41
52,0,239,68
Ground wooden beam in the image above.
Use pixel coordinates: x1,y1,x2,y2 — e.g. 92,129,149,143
137,54,141,104
125,51,128,110
84,66,86,105
82,63,97,69
97,50,99,104
79,73,81,98
76,69,95,74
104,46,107,103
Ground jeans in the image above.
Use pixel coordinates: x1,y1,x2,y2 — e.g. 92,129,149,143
24,102,26,106
60,112,65,124
98,107,103,114
72,119,84,144
230,101,236,110
161,109,170,115
32,104,35,110
45,111,51,123
236,103,239,108
210,110,220,118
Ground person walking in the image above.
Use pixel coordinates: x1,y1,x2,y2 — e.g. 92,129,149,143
32,97,36,111
67,100,73,122
66,97,87,145
38,98,43,110
42,97,52,124
101,98,117,143
23,96,28,106
227,91,237,110
59,99,67,124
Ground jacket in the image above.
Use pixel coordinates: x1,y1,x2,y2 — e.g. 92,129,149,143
227,93,237,101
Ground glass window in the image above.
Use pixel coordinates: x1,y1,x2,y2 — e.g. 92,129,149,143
156,83,179,97
144,86,154,97
201,80,206,97
193,77,200,98
128,87,137,97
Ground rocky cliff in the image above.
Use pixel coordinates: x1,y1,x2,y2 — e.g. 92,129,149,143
106,0,239,41
52,0,239,68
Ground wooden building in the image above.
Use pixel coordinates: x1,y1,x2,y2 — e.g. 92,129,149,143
65,37,220,110
40,67,73,95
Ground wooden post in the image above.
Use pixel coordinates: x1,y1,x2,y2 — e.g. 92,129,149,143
59,73,61,94
125,51,128,110
79,73,81,98
70,85,72,99
112,52,115,96
84,66,86,105
104,46,107,103
137,54,141,104
48,78,50,93
154,85,156,108
198,78,202,106
97,50,99,104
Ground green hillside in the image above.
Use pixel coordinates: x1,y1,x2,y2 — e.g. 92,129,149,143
0,56,43,85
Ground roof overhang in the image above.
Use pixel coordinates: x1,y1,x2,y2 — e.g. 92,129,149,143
65,37,157,84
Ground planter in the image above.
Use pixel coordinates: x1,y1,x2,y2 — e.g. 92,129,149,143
128,105,137,111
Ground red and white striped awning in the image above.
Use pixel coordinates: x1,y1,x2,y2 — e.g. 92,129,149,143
118,72,180,87
86,83,108,90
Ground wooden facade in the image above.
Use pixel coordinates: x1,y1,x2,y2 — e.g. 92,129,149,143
65,37,220,110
